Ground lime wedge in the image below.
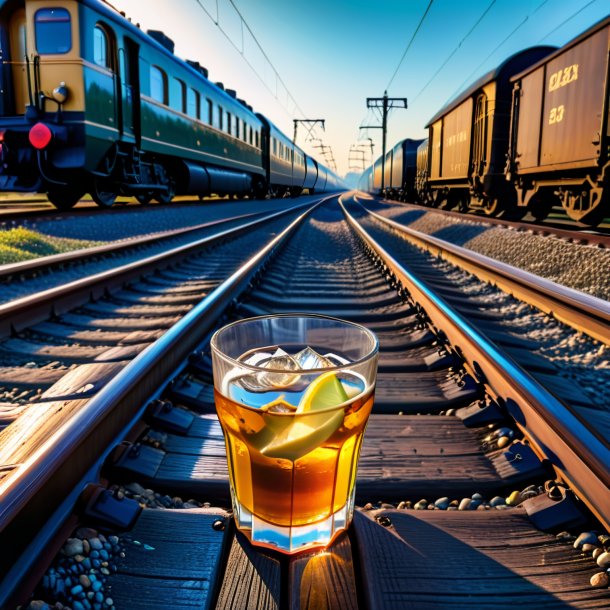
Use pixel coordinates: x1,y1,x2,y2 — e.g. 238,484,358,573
298,372,349,413
260,410,344,461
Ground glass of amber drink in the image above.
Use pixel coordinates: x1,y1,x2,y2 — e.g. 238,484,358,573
211,314,378,554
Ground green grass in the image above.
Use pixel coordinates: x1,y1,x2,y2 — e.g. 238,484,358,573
0,227,102,265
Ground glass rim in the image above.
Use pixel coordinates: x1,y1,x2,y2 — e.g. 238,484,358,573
210,313,379,374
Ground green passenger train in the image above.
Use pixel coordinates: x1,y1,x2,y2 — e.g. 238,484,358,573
0,0,343,209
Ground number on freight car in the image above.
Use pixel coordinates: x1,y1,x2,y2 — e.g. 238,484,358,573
548,64,579,92
548,105,565,124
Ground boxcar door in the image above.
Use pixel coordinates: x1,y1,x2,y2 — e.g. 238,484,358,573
118,37,139,145
472,93,488,180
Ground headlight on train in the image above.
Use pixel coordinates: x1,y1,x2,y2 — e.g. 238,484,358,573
29,123,53,150
52,82,69,104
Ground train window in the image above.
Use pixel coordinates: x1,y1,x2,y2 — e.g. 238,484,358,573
150,66,168,104
187,88,200,119
174,79,186,113
206,99,213,125
235,116,240,139
256,131,260,149
273,138,277,156
218,106,223,131
226,112,232,135
249,126,253,145
93,25,113,70
35,8,71,54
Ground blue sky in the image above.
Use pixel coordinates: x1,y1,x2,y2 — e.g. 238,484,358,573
112,0,608,176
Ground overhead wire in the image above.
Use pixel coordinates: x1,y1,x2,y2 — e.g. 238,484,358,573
539,0,599,41
442,0,549,107
410,0,497,104
386,0,435,91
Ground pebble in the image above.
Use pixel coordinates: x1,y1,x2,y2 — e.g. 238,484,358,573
458,498,472,511
414,499,428,510
574,531,599,549
434,497,450,510
556,531,575,542
471,493,483,501
80,575,91,588
590,572,609,588
599,534,610,550
497,436,511,448
592,548,604,560
64,539,84,557
397,501,407,510
596,551,610,569
89,538,103,551
581,543,599,553
363,502,374,510
506,491,522,506
490,496,506,507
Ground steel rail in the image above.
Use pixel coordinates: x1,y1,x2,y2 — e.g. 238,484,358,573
341,198,610,533
0,200,313,338
0,196,329,594
0,208,265,280
357,197,610,345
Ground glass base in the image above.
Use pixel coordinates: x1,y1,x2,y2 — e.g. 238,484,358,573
232,490,355,554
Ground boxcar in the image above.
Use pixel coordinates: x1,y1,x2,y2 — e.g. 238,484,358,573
416,138,429,203
423,46,554,215
506,16,610,224
387,138,424,201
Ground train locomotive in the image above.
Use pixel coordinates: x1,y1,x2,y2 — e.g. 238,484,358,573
361,16,610,226
0,0,343,210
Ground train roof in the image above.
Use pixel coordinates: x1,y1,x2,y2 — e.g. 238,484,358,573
68,0,262,122
425,45,555,127
510,14,610,82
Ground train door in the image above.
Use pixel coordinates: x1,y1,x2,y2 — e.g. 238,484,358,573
472,93,487,179
8,8,28,114
118,37,140,145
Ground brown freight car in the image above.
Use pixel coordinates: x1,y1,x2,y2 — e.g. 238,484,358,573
422,46,554,216
507,16,610,224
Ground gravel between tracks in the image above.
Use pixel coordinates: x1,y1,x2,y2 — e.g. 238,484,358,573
0,201,306,305
365,200,610,301
354,207,610,419
2,198,312,241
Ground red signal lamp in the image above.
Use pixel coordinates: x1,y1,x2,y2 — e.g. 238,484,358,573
29,122,53,150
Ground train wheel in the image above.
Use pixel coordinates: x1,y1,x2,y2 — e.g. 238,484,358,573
135,192,154,205
528,193,555,222
47,186,84,211
481,198,500,216
91,178,118,208
155,180,175,205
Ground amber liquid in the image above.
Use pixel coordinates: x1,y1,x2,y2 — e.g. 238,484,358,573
214,386,374,528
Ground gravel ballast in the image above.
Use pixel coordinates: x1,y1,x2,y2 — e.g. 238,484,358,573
364,200,610,301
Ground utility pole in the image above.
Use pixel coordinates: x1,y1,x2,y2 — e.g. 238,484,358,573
363,91,407,191
293,119,325,144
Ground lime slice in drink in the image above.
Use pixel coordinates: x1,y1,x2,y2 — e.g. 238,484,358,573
260,410,344,461
259,373,348,461
297,372,349,412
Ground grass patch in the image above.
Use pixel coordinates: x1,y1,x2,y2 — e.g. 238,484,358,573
0,227,102,265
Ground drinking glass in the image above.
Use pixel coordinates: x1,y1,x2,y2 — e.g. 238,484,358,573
211,314,378,554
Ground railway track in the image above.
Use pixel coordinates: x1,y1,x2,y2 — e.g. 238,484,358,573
1,194,609,609
366,196,610,249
